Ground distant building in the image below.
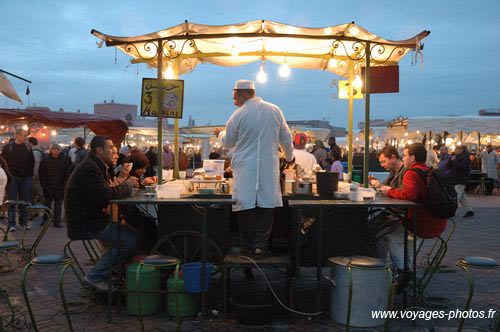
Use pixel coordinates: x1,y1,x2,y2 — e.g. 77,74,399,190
93,100,156,127
478,108,500,116
358,118,388,129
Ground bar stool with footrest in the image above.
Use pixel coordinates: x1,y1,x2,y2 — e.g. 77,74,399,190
0,201,30,272
20,205,75,332
456,256,499,332
133,254,181,332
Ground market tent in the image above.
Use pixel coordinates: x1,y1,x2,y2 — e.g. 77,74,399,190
92,20,428,76
0,108,128,144
92,19,429,183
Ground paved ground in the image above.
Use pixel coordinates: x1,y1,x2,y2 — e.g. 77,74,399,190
1,194,499,331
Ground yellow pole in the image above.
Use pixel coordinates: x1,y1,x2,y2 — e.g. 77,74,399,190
156,40,164,184
173,60,180,179
347,61,354,175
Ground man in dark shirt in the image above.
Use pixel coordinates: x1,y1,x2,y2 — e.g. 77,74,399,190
65,136,138,291
0,129,35,231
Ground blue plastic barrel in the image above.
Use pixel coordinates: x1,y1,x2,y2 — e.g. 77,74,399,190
182,262,213,293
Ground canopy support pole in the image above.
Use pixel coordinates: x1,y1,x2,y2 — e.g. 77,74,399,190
347,61,354,175
173,59,180,179
363,42,371,187
156,40,164,184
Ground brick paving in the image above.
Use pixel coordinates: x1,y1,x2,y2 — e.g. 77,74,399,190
0,194,499,331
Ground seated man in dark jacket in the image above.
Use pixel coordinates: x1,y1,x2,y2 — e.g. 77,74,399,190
64,136,138,291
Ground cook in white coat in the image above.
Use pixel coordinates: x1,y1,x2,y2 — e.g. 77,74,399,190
216,79,294,255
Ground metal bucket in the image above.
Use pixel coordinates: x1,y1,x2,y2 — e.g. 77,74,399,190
327,256,390,328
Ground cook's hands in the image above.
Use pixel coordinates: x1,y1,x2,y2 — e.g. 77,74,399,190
126,176,139,188
214,128,221,138
380,185,391,195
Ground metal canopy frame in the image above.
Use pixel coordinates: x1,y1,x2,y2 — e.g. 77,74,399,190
92,20,430,184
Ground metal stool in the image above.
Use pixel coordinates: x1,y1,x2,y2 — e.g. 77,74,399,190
135,254,181,332
223,253,293,318
21,254,75,332
0,203,52,272
456,256,499,332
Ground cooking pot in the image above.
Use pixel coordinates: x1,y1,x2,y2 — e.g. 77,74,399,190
291,181,313,195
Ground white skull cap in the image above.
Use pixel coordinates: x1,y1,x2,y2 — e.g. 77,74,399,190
233,79,255,90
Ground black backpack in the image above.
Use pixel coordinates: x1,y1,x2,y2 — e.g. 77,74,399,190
409,167,458,219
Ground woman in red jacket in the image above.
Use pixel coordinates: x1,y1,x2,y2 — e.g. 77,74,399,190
380,143,447,272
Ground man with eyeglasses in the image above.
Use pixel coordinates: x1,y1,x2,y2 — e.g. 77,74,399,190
370,145,405,189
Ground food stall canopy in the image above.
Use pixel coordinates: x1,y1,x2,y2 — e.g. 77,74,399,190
0,108,128,144
91,20,429,76
388,116,500,136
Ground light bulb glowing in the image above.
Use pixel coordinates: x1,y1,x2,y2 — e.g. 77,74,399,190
256,66,267,83
22,125,28,131
163,63,175,79
404,132,409,137
279,63,290,78
230,45,239,57
353,75,363,89
51,130,57,136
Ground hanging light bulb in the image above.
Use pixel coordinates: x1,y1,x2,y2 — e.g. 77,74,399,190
353,75,363,89
51,130,57,136
279,62,290,78
256,63,267,83
230,45,239,57
163,62,175,79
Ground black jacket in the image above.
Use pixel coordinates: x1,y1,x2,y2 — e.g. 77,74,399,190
39,155,72,200
64,153,132,240
449,151,470,185
0,142,35,178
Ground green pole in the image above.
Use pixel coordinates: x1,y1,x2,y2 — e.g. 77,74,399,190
363,42,371,188
157,40,164,183
347,61,354,175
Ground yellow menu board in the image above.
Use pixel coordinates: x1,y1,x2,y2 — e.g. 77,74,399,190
141,78,184,118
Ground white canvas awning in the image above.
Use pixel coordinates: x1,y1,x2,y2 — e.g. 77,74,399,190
388,116,500,137
92,20,428,76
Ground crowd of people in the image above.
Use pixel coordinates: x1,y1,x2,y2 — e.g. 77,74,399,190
1,82,499,292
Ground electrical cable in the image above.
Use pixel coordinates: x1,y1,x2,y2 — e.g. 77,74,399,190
234,254,323,316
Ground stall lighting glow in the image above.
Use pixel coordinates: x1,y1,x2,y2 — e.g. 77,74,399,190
353,75,363,89
0,125,4,129
416,130,420,134
279,63,290,78
22,125,28,131
51,130,57,136
230,45,239,57
163,62,175,79
456,141,462,146
404,132,409,137
141,137,145,141
256,64,267,83
445,138,453,146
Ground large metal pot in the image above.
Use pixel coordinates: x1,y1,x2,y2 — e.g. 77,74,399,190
291,181,313,195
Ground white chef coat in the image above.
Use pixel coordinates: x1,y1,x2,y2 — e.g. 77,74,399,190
293,148,317,174
480,150,500,179
220,97,293,211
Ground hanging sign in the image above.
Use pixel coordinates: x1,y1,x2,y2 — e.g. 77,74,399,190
361,65,399,94
140,78,184,118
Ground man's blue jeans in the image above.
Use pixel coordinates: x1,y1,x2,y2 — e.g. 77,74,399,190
8,175,32,227
86,223,138,282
